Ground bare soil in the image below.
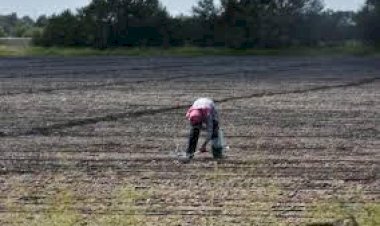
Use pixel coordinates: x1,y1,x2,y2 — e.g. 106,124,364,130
0,56,379,225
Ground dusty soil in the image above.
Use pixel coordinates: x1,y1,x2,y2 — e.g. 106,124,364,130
0,56,379,225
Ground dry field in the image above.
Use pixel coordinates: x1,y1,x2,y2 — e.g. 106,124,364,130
0,56,379,225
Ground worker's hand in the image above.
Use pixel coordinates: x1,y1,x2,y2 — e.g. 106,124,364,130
199,146,207,153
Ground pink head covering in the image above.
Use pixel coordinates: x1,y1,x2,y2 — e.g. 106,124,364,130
187,109,202,125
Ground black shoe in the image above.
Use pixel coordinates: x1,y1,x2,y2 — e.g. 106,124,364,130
212,148,223,159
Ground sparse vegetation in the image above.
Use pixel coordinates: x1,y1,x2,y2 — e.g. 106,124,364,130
308,186,380,226
0,44,378,57
0,13,38,37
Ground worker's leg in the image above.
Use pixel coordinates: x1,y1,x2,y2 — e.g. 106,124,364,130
211,120,219,140
186,124,201,158
211,120,223,159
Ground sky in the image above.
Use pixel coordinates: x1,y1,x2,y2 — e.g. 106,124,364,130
0,0,366,19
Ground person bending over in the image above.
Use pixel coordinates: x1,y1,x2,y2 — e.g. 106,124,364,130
181,97,223,163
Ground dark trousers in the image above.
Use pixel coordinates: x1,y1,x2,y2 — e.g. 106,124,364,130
186,120,219,154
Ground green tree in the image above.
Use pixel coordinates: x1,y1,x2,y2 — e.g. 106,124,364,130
0,13,18,36
357,0,380,46
192,0,219,46
21,16,34,26
78,0,169,48
15,24,28,37
218,0,325,48
0,26,6,37
36,10,87,46
36,15,48,27
32,0,359,49
193,0,218,20
0,13,38,37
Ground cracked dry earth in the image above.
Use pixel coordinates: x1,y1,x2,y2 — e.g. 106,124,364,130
0,56,379,225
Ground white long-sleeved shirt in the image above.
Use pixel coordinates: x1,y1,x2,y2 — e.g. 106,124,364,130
186,98,219,141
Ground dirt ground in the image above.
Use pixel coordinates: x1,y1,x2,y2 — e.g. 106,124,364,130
0,56,379,225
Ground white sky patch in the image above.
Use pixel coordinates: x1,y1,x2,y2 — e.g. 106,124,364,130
324,0,365,11
0,0,366,19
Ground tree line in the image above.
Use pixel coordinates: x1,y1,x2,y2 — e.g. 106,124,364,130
0,13,47,37
1,0,379,48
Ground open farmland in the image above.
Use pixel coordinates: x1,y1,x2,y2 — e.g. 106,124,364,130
0,56,379,225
